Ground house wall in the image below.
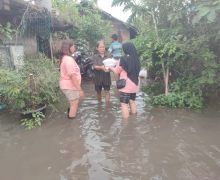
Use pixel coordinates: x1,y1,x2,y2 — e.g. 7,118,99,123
0,0,53,56
36,0,52,12
0,0,10,11
12,36,38,56
0,29,37,56
23,37,38,56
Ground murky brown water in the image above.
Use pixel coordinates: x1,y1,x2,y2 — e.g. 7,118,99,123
0,81,220,180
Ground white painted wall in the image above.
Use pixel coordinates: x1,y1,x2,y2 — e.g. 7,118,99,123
36,0,52,12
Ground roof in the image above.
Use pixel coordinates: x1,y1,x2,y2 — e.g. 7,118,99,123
51,16,76,32
100,10,137,33
0,0,28,16
0,0,74,32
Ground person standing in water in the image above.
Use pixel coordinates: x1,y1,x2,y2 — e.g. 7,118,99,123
59,40,84,119
91,40,111,103
108,42,140,119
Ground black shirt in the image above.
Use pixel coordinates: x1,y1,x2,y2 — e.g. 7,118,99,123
91,54,111,86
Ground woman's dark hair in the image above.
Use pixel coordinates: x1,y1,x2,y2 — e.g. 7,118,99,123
94,40,105,53
60,40,74,58
120,42,140,85
122,42,138,58
59,40,74,68
111,34,118,41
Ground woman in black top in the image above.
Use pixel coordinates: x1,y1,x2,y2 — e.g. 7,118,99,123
91,40,111,103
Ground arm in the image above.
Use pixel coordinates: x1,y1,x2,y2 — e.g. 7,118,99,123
70,74,84,97
94,65,106,71
108,66,118,75
108,60,121,74
65,57,84,97
91,55,107,71
70,74,82,91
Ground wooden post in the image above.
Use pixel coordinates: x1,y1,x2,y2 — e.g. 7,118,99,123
29,73,36,108
49,34,54,63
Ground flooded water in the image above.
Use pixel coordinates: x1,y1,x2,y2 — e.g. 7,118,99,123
0,81,220,180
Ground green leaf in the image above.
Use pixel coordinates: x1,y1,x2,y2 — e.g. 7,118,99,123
198,6,210,18
207,11,216,22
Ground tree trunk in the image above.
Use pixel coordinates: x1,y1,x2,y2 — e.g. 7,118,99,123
150,11,159,38
162,61,169,96
165,66,169,96
151,10,169,95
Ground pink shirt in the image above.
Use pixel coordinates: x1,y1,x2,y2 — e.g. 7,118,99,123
113,63,139,93
59,55,81,90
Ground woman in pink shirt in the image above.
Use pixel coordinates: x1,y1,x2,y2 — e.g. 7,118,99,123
109,42,140,119
59,40,84,119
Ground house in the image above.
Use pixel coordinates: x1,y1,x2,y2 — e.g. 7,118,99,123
100,11,137,42
0,0,137,64
0,0,53,56
0,0,74,70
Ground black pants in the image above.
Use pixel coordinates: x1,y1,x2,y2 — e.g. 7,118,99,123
95,84,110,93
119,92,136,104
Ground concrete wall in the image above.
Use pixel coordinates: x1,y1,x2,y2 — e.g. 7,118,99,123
1,35,37,56
0,0,50,57
23,37,38,56
36,0,52,12
0,0,10,11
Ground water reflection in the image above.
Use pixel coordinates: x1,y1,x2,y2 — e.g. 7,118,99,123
0,81,220,180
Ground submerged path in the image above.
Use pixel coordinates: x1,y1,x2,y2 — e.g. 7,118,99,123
0,81,220,180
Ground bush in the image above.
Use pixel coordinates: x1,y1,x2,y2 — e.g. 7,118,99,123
0,55,61,110
0,69,28,109
21,55,61,107
142,81,164,96
151,92,203,109
21,111,45,130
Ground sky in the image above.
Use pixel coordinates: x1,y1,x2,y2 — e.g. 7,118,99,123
97,0,131,22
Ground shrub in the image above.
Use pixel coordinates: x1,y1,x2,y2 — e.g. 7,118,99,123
0,55,61,110
151,92,203,109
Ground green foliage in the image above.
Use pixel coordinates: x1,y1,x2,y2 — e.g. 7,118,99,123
0,22,16,40
142,81,164,96
151,92,203,109
21,111,45,130
133,28,157,68
192,0,220,24
52,0,80,24
0,55,60,110
21,55,61,106
0,69,28,109
78,13,112,48
127,0,220,108
52,0,112,48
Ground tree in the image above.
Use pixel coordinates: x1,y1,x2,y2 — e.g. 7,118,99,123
112,0,220,107
52,0,112,49
112,0,176,95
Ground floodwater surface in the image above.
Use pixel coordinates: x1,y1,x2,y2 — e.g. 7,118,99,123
0,81,220,180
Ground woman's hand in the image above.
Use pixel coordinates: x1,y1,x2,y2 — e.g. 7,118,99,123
104,66,110,72
106,67,112,71
94,65,107,71
102,65,107,71
79,90,84,98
